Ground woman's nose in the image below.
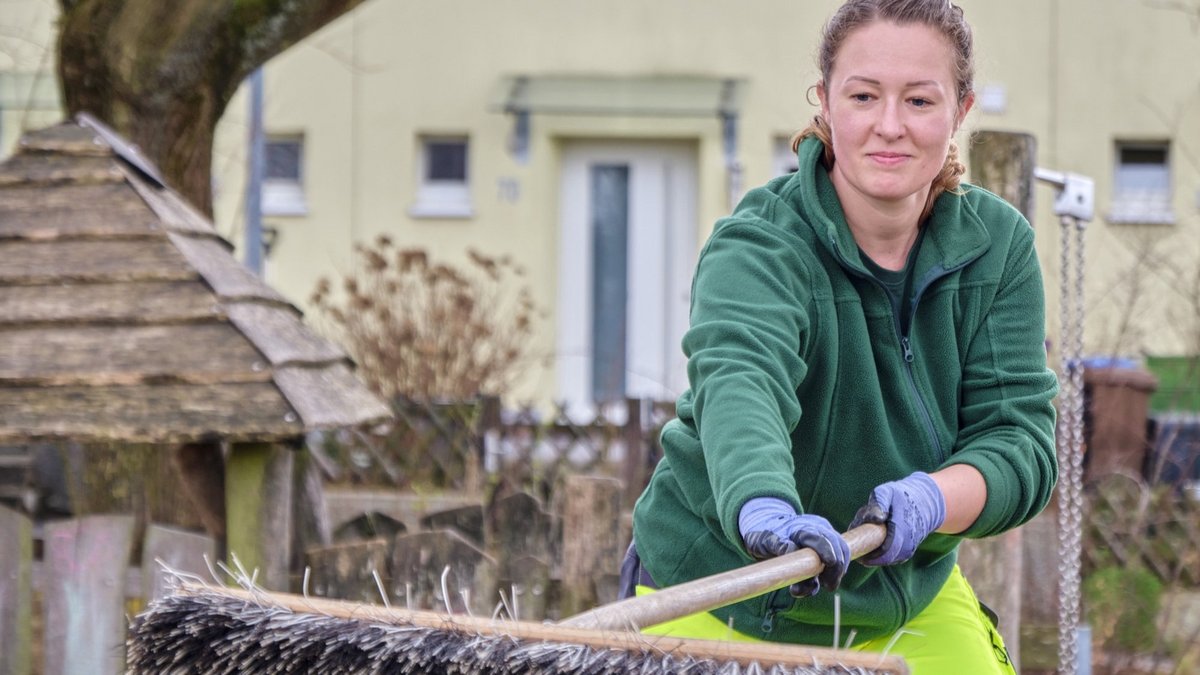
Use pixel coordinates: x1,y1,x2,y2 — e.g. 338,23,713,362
874,100,905,139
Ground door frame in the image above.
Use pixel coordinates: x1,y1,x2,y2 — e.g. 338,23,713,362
556,139,698,422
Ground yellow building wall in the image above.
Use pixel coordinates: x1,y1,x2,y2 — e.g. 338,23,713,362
0,0,61,158
200,0,1200,400
0,0,1194,402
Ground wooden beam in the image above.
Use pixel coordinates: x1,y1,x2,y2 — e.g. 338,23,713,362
226,442,294,591
0,506,32,675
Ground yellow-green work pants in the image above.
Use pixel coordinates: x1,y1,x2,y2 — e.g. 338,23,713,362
636,565,1015,675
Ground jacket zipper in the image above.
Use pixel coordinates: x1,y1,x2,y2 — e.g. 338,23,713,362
760,588,795,635
901,271,953,463
852,262,947,465
827,240,978,630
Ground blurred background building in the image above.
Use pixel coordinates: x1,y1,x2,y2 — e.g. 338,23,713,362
4,0,1200,416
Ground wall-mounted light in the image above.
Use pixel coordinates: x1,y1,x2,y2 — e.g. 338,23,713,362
505,76,531,165
262,224,280,257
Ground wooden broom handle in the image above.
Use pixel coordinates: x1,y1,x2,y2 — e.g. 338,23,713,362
559,523,887,631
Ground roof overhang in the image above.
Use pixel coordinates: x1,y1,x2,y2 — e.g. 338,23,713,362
492,74,744,118
491,75,744,168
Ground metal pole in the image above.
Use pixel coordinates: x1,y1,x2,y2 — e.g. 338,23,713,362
244,68,265,277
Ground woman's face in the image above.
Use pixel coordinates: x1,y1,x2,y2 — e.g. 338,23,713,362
817,20,973,215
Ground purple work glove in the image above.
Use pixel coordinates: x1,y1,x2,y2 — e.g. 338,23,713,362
849,471,946,566
738,497,850,597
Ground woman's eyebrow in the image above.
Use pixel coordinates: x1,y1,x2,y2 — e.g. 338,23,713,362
843,76,943,88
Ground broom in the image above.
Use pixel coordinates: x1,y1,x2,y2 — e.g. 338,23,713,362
127,523,909,674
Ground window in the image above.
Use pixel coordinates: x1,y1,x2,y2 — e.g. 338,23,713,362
773,136,800,178
262,135,307,216
1109,141,1173,224
411,136,472,218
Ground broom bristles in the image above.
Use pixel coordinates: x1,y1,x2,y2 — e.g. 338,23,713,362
126,582,909,675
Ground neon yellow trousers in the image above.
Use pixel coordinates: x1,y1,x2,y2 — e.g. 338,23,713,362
637,565,1015,675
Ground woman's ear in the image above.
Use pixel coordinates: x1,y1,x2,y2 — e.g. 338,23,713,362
816,81,829,119
954,91,976,131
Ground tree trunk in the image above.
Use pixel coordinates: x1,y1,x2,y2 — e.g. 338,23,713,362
55,0,366,217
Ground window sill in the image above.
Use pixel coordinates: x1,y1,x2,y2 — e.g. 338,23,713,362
409,202,474,219
263,203,309,217
1106,210,1176,225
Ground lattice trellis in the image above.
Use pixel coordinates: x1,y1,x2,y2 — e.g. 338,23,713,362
1083,473,1200,587
310,397,675,503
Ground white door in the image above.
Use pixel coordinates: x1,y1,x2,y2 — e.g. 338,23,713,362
557,141,697,421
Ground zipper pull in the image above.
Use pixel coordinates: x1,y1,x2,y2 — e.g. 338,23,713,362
761,609,778,635
901,336,915,363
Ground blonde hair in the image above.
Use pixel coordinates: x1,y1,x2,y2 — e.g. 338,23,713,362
791,0,974,220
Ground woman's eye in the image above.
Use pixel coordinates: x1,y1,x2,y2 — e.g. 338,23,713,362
851,93,872,103
910,97,933,108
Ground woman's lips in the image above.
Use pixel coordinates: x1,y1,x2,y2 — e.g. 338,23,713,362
868,152,909,166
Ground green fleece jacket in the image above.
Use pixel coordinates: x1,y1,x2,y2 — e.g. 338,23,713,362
631,136,1058,646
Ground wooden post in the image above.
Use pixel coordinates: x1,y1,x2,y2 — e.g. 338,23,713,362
291,450,332,575
0,506,32,675
42,515,135,675
225,442,293,591
560,474,623,615
967,129,1037,672
621,397,646,508
476,395,502,491
969,130,1037,219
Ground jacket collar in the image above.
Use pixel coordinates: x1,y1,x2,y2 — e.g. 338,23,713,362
792,135,991,282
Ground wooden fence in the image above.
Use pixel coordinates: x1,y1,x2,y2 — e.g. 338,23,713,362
0,470,634,674
310,395,675,508
0,508,217,675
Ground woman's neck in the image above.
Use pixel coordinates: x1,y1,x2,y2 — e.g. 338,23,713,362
835,180,929,271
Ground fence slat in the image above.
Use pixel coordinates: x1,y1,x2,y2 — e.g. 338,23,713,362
392,530,495,615
306,539,391,604
141,524,216,602
0,506,33,675
42,515,135,675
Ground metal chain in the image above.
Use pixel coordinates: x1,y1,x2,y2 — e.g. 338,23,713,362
1055,215,1087,675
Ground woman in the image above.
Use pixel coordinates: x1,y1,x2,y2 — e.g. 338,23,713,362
624,1,1058,673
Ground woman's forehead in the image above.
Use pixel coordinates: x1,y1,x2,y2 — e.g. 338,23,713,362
828,21,957,87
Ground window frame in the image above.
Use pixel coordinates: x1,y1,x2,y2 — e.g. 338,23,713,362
410,135,473,219
772,135,799,178
1109,140,1174,225
261,134,308,217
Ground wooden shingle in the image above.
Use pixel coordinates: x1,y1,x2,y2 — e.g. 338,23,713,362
0,117,391,444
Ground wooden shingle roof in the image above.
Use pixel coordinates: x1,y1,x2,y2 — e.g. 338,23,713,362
0,116,392,444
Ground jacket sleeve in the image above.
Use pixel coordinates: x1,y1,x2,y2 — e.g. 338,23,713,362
683,216,813,551
943,220,1059,538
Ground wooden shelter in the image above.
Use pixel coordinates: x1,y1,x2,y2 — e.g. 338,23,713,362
0,115,392,588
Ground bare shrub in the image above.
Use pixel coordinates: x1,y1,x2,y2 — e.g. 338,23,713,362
308,237,546,489
310,236,544,402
